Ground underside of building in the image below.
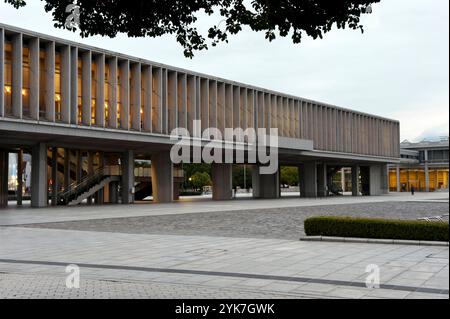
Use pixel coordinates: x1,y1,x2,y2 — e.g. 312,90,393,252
0,23,401,208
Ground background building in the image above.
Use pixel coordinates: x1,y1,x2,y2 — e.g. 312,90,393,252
389,138,449,192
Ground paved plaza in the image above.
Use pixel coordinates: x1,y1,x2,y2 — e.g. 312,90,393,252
0,192,449,299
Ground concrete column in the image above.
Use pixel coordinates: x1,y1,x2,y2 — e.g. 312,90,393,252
351,165,360,196
341,168,346,192
173,181,180,201
299,162,317,198
76,150,82,184
70,47,78,124
368,164,388,196
121,150,134,204
380,164,389,195
61,45,71,123
87,151,94,205
29,37,39,120
119,60,130,130
151,151,173,203
317,163,327,197
12,33,23,118
109,182,119,204
424,150,429,192
95,54,105,127
142,65,152,132
82,51,91,126
51,147,59,206
252,167,280,199
17,150,23,206
31,143,48,207
212,163,233,201
108,57,118,128
45,42,55,122
64,148,71,192
396,165,401,192
0,28,4,117
0,150,8,208
130,62,141,131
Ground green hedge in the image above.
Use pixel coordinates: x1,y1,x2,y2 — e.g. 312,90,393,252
304,216,449,242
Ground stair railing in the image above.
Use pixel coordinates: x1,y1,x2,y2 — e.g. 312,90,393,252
58,165,120,204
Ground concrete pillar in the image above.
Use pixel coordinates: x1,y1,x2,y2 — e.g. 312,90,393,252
212,163,233,200
142,65,152,132
70,46,78,124
64,149,71,192
382,164,389,194
151,152,173,203
76,150,82,184
108,57,118,128
12,33,23,119
352,165,360,196
252,166,280,199
109,182,119,204
317,164,327,197
87,151,94,205
396,165,401,192
45,42,55,122
61,45,71,123
0,28,4,118
29,37,39,120
341,168,346,192
173,181,180,201
31,143,48,207
51,147,59,206
119,60,130,130
131,62,141,131
95,54,105,127
0,150,8,208
96,152,105,204
17,150,23,206
121,150,134,204
425,150,429,192
82,51,91,126
299,162,317,198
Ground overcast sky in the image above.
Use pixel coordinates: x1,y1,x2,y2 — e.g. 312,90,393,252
0,0,448,142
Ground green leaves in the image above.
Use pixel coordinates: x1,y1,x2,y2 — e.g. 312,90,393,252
5,0,380,58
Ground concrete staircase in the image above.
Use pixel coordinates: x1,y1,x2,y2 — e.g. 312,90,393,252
68,176,120,206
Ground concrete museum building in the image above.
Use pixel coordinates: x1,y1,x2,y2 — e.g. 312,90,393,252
0,24,401,208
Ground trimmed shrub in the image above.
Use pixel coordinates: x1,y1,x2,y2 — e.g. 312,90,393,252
304,216,449,242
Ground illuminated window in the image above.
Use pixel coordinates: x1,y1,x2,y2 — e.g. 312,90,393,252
22,44,30,118
39,46,46,119
4,41,12,116
91,59,97,125
55,49,62,121
104,63,110,124
77,57,82,124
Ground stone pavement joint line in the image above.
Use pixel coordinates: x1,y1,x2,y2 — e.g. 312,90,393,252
0,258,447,295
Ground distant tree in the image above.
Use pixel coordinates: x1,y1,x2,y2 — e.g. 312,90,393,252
190,171,212,191
232,165,252,189
5,0,379,57
280,166,298,186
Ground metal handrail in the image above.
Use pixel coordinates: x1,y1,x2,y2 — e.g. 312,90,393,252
58,165,120,204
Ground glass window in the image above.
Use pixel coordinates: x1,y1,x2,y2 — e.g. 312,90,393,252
22,45,30,118
55,49,62,121
39,47,46,119
104,63,110,124
91,59,97,125
77,57,82,124
4,41,12,116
